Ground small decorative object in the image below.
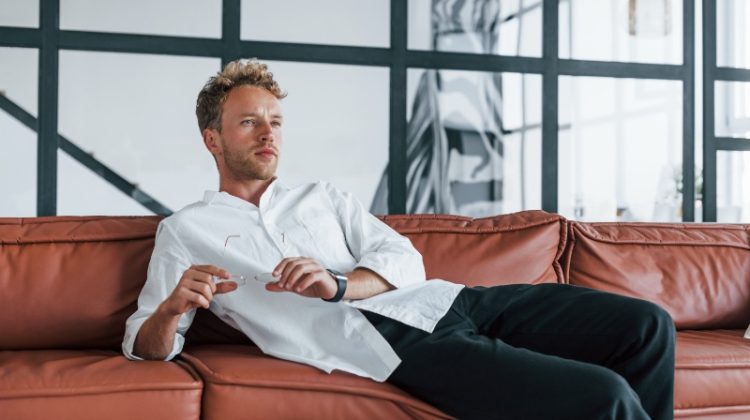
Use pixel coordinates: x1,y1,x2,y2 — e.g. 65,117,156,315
629,0,672,37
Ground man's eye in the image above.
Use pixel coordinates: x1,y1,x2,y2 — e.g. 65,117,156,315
272,121,282,127
242,120,255,126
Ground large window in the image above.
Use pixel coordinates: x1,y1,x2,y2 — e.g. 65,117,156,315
0,0,747,222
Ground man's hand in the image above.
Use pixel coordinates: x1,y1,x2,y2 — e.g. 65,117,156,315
266,257,337,300
160,264,238,316
133,264,237,360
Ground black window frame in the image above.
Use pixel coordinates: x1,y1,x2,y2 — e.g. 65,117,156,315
0,0,746,221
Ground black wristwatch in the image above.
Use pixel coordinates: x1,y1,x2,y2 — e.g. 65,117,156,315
323,269,348,302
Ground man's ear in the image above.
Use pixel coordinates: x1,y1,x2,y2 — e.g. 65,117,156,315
202,128,221,156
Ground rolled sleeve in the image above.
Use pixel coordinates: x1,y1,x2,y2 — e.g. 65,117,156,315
122,317,186,361
323,182,426,289
122,220,196,361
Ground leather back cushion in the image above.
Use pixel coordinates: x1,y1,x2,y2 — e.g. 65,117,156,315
1,211,566,349
380,211,567,286
0,216,161,350
186,210,567,346
564,221,750,330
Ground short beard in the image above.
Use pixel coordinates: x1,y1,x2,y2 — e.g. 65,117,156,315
221,143,277,181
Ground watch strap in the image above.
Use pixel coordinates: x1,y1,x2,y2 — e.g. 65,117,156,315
323,269,347,302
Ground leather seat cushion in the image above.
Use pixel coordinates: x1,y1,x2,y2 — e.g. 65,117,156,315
0,349,202,420
182,344,451,420
675,330,750,418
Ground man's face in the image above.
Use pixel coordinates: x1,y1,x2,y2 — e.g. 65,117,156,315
213,85,283,181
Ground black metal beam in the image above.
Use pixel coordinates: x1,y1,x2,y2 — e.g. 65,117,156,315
37,0,59,216
0,95,35,128
0,94,172,215
559,60,685,80
239,40,392,67
221,0,241,66
388,0,407,214
2,27,701,81
541,0,558,213
59,31,223,57
404,55,688,80
405,51,544,73
715,67,750,81
703,0,717,221
716,137,750,151
0,26,41,48
682,0,696,221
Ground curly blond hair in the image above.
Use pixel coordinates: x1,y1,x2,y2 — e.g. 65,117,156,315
196,58,286,132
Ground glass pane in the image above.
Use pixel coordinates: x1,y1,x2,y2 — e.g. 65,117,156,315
59,51,221,214
559,0,682,64
266,61,389,212
241,0,389,47
559,76,683,222
57,151,153,216
60,0,222,38
0,0,38,27
406,68,541,216
717,0,750,69
408,0,541,56
717,151,750,222
0,47,38,117
0,47,38,217
0,112,36,216
716,81,750,139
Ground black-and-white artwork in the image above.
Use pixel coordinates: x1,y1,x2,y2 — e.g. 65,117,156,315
372,0,526,216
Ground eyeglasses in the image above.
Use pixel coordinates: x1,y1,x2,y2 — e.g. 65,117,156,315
212,234,280,286
213,272,278,286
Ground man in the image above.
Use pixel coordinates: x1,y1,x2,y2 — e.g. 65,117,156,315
123,59,675,420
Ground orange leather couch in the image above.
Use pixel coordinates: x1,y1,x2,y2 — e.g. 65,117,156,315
1,211,748,419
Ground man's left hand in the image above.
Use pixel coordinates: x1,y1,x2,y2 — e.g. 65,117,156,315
266,257,338,300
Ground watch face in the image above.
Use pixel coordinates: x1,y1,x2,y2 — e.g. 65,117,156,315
327,269,346,280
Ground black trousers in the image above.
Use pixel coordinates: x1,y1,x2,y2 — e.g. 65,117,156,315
360,284,675,420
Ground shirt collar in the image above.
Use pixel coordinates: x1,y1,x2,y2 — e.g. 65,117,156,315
203,178,281,210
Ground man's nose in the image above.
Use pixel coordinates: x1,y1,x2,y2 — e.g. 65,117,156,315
258,121,274,142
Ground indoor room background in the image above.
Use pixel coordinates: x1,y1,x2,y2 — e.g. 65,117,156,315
1,0,748,222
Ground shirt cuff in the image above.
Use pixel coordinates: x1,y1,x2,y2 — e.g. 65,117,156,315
356,251,425,289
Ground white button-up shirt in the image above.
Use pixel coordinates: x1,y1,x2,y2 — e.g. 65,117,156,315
122,180,464,381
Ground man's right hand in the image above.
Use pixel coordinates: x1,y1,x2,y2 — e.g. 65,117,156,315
159,264,238,316
133,264,237,360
